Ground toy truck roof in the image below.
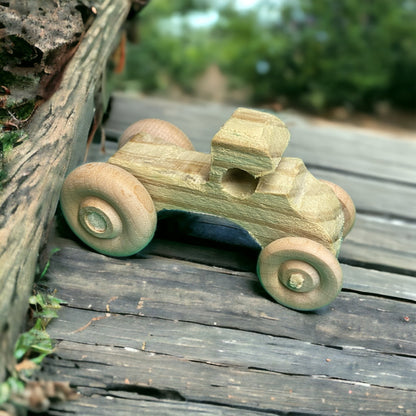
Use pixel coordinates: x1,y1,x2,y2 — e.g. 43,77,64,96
210,108,290,179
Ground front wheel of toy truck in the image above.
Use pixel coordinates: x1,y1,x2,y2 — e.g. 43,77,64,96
60,162,157,257
257,237,342,311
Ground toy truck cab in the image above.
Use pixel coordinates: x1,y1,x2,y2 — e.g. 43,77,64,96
60,108,355,311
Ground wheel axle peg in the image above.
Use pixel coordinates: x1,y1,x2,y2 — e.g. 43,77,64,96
79,197,122,239
279,260,320,293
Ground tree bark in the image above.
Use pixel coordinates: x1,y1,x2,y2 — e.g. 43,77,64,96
0,0,132,381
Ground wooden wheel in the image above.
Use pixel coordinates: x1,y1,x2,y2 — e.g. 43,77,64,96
257,237,342,311
320,180,356,237
60,162,157,257
118,118,194,150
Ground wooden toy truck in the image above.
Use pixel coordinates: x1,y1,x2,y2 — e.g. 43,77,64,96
60,108,355,311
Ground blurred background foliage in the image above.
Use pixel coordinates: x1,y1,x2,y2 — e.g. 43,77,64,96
115,0,416,116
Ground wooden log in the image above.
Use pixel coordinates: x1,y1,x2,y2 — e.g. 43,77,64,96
0,0,132,381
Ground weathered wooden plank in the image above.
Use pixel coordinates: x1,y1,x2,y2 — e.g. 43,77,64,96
286,124,416,186
40,340,416,416
46,307,416,390
155,213,416,276
104,94,416,185
340,215,416,275
310,167,416,221
342,264,416,301
0,0,131,381
152,219,416,278
45,246,416,356
147,236,259,271
148,236,416,298
47,392,276,416
143,209,416,276
53,220,416,302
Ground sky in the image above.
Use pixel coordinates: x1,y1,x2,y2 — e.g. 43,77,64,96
188,0,284,28
163,0,285,36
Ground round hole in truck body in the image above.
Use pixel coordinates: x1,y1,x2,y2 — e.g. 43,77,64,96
221,168,259,198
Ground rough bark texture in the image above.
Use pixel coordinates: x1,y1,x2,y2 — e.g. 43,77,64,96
0,0,95,124
0,0,133,382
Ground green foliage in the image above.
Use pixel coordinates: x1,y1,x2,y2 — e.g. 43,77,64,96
0,130,27,156
0,296,62,408
0,377,25,407
29,292,64,325
1,250,64,409
272,0,416,111
36,248,61,282
0,129,28,191
115,0,216,94
13,318,55,365
0,292,64,408
120,0,416,113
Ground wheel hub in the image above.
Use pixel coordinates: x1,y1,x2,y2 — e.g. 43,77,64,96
279,260,320,293
78,197,122,239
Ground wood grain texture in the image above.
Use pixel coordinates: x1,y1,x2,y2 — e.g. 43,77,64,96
86,138,416,222
60,162,157,256
45,246,416,357
65,138,416,278
46,390,277,416
210,107,289,178
47,307,416,390
156,210,416,276
84,138,416,278
38,244,416,415
0,0,131,381
104,93,416,185
39,95,416,415
108,108,345,255
42,340,416,416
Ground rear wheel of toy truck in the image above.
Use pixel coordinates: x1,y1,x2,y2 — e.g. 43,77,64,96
257,237,342,311
60,162,157,257
320,180,356,237
118,118,194,150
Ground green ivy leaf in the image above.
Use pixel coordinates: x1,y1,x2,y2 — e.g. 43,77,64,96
14,319,54,361
0,381,11,404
